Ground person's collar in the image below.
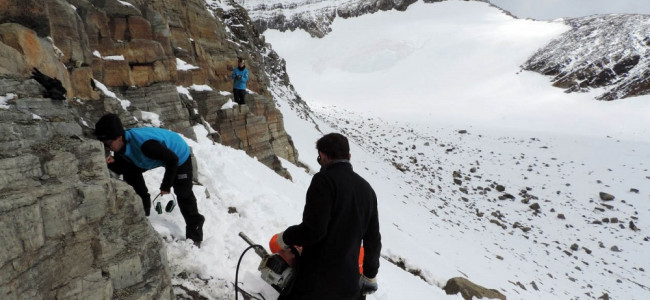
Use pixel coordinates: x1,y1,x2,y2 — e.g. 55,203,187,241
320,159,351,171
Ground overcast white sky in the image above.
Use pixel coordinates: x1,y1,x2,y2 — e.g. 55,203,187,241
489,0,650,20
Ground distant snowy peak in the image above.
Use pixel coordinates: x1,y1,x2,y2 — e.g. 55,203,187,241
238,0,486,38
524,14,650,100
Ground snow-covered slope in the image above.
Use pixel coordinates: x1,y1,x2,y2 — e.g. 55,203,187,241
264,0,650,299
143,1,649,300
524,14,650,100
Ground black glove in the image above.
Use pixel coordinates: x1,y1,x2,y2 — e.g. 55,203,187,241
359,275,378,295
276,231,289,249
236,75,242,80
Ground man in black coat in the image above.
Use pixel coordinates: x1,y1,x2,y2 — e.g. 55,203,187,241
275,133,382,300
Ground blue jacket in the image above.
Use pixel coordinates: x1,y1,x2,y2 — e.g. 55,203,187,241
122,127,190,170
232,67,249,90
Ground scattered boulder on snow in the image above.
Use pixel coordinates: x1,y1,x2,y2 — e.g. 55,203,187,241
512,222,531,233
490,219,507,230
498,193,515,200
392,162,409,172
601,203,614,210
496,185,506,192
599,192,615,201
443,277,506,300
630,188,639,193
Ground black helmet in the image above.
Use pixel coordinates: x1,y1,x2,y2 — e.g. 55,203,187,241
94,113,125,140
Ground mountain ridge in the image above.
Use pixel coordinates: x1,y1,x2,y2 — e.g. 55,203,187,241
0,0,648,299
524,14,650,100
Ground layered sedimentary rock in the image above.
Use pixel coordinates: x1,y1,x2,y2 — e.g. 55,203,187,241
0,0,301,298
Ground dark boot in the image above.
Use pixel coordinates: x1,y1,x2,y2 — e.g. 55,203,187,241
142,194,151,216
186,215,205,246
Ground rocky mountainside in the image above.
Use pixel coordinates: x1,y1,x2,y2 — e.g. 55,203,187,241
236,0,493,38
244,0,650,101
0,80,174,299
0,0,305,298
524,14,650,100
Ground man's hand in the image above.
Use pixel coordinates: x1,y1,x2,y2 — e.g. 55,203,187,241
277,248,297,267
359,275,378,295
236,75,242,80
106,155,115,164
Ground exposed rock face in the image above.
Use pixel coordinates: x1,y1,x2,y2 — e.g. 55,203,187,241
241,0,488,38
209,3,300,172
524,14,650,100
241,0,419,38
0,0,302,298
0,78,172,300
193,91,295,178
0,0,300,171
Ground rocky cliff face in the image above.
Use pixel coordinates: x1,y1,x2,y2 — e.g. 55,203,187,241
0,0,302,298
240,0,418,38
238,0,489,38
0,0,299,172
524,14,650,100
0,78,173,299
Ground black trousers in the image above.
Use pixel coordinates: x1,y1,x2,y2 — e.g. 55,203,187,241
233,88,246,105
108,155,205,241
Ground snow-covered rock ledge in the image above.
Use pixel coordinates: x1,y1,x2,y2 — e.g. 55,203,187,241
524,14,650,100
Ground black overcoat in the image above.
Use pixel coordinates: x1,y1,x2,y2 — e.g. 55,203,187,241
281,161,381,300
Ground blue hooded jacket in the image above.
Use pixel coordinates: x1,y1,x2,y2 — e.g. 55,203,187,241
232,66,249,90
122,127,190,170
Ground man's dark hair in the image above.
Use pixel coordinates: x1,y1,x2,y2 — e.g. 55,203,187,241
316,133,349,160
95,113,125,140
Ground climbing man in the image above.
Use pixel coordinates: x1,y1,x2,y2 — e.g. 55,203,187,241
94,113,205,246
232,57,249,105
274,133,382,300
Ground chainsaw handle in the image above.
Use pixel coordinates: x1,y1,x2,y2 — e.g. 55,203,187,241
239,232,269,258
239,232,256,246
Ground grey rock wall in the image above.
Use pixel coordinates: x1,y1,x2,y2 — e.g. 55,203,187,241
0,79,172,300
0,0,308,298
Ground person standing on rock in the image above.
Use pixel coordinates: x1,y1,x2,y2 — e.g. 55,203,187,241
94,113,205,246
273,133,382,300
232,57,249,105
